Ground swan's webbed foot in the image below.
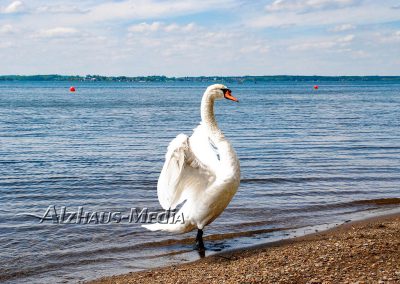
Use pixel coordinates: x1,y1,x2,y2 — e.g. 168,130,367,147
194,229,205,255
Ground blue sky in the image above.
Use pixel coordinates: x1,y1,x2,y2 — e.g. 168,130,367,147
0,0,399,76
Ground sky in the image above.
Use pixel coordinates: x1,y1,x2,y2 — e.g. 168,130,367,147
0,0,399,76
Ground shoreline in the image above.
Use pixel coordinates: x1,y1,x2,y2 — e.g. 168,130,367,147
89,210,400,284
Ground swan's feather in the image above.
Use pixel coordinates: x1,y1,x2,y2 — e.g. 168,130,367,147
157,133,215,210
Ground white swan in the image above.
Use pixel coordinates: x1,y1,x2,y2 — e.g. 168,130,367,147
143,84,240,250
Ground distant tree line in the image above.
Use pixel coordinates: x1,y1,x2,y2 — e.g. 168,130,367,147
0,74,399,83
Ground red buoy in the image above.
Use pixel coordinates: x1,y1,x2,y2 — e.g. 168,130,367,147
69,86,76,92
313,85,319,90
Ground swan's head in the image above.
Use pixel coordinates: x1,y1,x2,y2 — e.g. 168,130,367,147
205,84,239,102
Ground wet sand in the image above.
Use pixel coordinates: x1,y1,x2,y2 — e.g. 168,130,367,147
89,213,400,284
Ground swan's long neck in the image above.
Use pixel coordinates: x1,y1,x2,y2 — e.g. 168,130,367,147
200,92,223,140
200,90,240,181
200,91,240,181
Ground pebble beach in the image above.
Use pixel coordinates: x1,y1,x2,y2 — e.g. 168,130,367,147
89,213,400,284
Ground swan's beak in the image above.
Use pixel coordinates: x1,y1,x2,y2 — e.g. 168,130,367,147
224,89,239,102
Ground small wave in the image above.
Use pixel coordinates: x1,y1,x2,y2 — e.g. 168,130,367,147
241,176,400,184
0,178,157,188
15,227,292,264
351,198,400,206
269,198,400,215
0,257,116,282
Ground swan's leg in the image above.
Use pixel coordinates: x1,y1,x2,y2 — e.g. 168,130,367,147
194,229,205,251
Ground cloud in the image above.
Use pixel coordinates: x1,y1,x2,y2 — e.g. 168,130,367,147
128,22,196,33
36,27,78,38
0,41,13,49
86,0,236,22
124,25,268,66
164,23,195,32
240,43,269,54
375,30,400,43
0,24,14,34
352,50,369,58
337,34,354,42
288,34,354,51
265,0,358,13
35,5,87,14
249,1,400,28
330,23,355,32
288,41,336,51
128,22,162,33
2,1,24,14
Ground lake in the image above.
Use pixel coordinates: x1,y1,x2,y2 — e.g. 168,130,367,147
0,80,399,283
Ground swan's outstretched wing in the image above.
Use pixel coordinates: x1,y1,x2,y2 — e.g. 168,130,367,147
157,133,215,210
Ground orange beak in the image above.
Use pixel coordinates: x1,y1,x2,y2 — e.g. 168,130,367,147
224,89,239,102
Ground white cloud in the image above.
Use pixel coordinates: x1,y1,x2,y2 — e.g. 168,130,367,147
337,34,354,42
0,41,13,49
2,1,24,14
128,22,196,33
240,43,269,54
128,22,162,32
352,50,369,58
164,23,195,32
125,25,251,60
164,23,180,32
288,41,336,51
36,27,78,38
249,2,400,28
0,24,14,34
288,34,354,51
375,30,400,43
330,23,355,32
36,5,87,14
266,0,358,13
86,0,236,22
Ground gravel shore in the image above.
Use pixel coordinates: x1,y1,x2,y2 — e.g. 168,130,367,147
89,213,400,284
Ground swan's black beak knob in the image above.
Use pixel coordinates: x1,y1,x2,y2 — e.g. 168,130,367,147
223,89,239,102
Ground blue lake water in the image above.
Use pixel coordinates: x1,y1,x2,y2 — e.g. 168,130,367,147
0,80,399,283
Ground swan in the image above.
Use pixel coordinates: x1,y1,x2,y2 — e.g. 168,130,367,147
142,84,240,251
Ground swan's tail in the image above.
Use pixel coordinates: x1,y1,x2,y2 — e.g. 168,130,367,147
142,222,194,233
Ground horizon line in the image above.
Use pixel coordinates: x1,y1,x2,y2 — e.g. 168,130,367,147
1,74,400,78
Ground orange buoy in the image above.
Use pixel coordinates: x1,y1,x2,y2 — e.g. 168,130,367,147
313,85,319,90
69,86,76,92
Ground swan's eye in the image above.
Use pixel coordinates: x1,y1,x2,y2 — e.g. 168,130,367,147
221,88,231,95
